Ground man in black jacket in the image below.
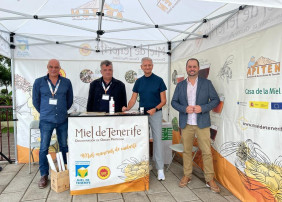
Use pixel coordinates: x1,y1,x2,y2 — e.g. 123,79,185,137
87,60,127,113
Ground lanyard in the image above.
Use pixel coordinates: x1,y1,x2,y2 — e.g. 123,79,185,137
47,79,61,97
102,81,112,94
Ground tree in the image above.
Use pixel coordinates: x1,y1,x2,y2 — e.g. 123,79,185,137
0,55,11,92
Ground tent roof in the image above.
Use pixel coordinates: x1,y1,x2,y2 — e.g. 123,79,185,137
0,0,281,56
0,1,237,41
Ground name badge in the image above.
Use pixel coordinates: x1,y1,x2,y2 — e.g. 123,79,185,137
49,98,57,105
102,94,110,100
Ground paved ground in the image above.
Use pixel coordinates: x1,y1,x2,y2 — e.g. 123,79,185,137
0,161,240,202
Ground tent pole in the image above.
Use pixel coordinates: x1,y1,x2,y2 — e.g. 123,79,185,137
105,25,154,33
97,0,105,40
159,27,202,37
172,22,205,52
206,5,246,36
172,37,202,44
105,25,202,37
159,20,202,27
10,34,18,164
208,7,242,21
167,42,172,122
104,15,153,27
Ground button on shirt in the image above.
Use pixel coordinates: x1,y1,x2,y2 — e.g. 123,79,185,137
32,75,73,124
187,77,198,125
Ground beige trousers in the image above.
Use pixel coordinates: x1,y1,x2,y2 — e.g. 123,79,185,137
182,124,214,182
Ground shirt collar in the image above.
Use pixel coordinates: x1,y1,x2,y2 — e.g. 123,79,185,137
102,77,114,87
187,76,198,85
45,74,61,80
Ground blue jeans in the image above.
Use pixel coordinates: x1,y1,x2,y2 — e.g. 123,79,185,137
39,120,68,176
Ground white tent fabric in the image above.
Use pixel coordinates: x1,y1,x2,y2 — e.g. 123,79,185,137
0,0,225,42
202,0,282,8
0,1,282,201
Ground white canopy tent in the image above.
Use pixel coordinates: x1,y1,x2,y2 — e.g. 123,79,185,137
0,0,245,159
1,1,282,201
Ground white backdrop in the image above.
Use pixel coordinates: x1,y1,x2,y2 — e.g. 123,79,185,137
171,18,282,202
15,57,169,150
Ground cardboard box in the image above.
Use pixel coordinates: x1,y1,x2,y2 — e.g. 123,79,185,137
51,165,70,193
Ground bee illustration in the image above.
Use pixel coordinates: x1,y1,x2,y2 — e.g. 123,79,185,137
217,55,233,83
220,139,282,201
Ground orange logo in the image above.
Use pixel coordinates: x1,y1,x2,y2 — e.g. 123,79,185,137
59,69,66,77
97,166,111,180
247,56,280,78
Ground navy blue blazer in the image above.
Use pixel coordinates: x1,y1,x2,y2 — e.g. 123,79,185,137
171,77,219,129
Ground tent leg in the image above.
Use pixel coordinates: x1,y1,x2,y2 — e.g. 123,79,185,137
167,47,171,122
10,38,18,164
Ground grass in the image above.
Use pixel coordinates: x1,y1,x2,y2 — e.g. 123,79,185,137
1,127,14,133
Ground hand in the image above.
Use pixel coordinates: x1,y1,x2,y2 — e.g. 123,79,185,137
147,108,156,116
122,106,127,112
186,106,194,114
194,105,202,113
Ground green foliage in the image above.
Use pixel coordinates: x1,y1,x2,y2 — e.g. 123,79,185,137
172,117,179,131
1,127,14,133
0,55,11,91
0,91,12,106
0,55,11,67
1,89,8,94
0,106,12,121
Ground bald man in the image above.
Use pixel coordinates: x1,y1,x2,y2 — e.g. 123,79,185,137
33,59,73,188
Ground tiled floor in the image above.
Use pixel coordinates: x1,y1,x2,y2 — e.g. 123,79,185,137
0,161,240,202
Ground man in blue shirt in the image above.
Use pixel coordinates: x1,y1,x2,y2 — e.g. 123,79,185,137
122,57,167,180
32,59,73,188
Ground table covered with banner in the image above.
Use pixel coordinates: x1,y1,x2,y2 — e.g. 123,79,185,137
68,113,149,195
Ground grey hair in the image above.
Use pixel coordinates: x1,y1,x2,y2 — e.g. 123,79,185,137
100,60,112,68
141,57,153,64
48,59,61,67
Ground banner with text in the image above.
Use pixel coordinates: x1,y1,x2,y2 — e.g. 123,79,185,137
170,23,282,202
68,115,149,194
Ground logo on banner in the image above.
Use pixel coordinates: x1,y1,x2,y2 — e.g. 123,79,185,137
237,117,248,130
249,101,268,109
97,166,111,180
76,161,90,178
157,0,181,13
79,43,92,56
71,0,124,20
271,102,282,110
237,101,247,107
247,56,280,78
16,38,30,57
59,69,66,77
75,161,90,182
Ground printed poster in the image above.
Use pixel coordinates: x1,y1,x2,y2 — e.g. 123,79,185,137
68,115,149,195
